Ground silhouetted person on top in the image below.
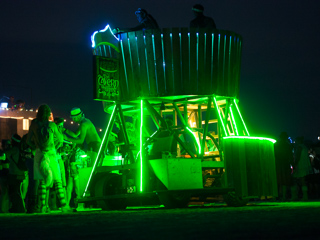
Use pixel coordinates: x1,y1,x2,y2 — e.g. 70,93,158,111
113,8,159,34
190,4,216,29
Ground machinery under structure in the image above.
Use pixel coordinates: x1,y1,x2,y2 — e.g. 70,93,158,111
78,25,278,209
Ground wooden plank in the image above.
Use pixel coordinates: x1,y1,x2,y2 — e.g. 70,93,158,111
204,29,213,94
211,30,219,94
201,161,224,168
162,28,174,95
189,28,197,95
171,28,182,95
197,29,205,93
145,29,157,96
224,33,231,96
119,33,131,100
136,30,148,97
153,29,165,95
228,33,237,97
128,31,140,99
180,28,190,94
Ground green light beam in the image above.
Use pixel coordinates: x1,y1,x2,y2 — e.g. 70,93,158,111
233,99,250,136
229,105,239,136
140,99,144,192
223,136,276,144
83,104,117,197
213,97,228,136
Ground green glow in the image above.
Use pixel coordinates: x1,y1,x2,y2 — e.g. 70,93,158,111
213,97,228,136
186,127,201,154
233,99,250,136
83,104,117,197
223,136,276,144
140,100,144,192
229,106,239,136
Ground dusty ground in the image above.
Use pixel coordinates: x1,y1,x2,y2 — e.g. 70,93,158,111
0,201,319,240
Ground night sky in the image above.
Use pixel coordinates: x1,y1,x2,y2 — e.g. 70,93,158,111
1,0,319,141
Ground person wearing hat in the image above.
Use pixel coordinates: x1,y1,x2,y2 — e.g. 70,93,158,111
113,8,159,34
63,108,101,167
190,4,216,29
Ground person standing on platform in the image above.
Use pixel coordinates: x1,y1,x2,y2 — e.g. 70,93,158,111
63,108,101,166
190,4,217,29
113,8,159,34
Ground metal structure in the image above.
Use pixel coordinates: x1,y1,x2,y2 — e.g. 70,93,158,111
78,25,278,209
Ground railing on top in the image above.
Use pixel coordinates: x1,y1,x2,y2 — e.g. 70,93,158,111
92,27,242,103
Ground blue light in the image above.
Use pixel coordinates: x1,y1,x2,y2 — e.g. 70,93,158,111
91,24,119,48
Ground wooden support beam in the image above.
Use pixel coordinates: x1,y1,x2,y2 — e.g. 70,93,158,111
201,97,212,157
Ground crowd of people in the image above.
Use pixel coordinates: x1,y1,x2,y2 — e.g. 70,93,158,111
0,104,100,213
275,132,320,201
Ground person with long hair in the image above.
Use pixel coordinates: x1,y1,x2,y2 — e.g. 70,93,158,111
27,104,70,213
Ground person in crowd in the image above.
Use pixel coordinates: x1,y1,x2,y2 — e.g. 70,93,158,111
113,8,159,34
8,96,15,109
49,117,68,210
5,134,27,213
27,104,71,213
63,108,101,167
0,149,10,213
190,4,217,29
306,148,320,199
21,133,39,213
291,136,313,201
274,132,294,201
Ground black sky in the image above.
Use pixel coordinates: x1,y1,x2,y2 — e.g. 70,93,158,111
1,0,320,141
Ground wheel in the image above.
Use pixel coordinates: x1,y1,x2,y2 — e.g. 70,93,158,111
223,192,249,207
158,191,191,209
94,173,127,210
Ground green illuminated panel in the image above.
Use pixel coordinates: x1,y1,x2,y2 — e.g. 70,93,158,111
140,100,144,192
229,105,239,136
186,127,201,154
83,104,117,197
223,136,276,144
213,97,228,136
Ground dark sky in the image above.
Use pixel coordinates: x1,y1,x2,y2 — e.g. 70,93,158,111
1,0,319,141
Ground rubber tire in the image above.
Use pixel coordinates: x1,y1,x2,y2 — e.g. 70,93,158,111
223,192,249,207
94,174,127,210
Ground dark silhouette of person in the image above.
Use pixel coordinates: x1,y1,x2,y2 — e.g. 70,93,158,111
190,4,216,29
274,132,293,201
113,8,159,33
